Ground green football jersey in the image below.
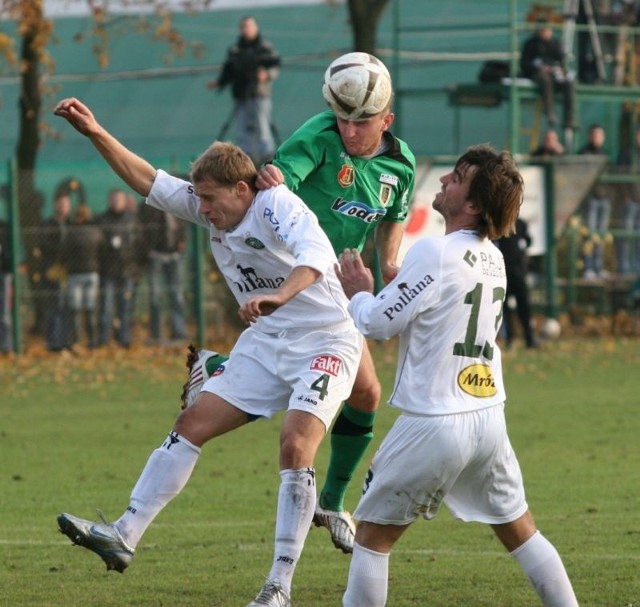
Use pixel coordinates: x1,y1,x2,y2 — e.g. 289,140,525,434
272,111,416,255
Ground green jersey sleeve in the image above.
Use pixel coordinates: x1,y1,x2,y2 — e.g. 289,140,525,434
271,112,335,190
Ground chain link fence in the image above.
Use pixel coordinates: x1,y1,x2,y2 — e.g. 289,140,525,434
2,159,242,354
3,157,640,354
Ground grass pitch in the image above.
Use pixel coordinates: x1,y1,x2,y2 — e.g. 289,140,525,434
1,337,639,606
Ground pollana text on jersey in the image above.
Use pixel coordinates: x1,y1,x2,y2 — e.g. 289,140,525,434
332,197,388,223
383,274,435,320
233,263,285,293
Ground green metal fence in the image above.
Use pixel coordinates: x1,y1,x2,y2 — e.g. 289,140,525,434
3,156,640,355
2,158,244,355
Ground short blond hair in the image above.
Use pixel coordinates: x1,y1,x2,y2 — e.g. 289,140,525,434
190,141,257,188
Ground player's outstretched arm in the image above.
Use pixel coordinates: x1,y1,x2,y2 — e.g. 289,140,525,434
53,97,157,197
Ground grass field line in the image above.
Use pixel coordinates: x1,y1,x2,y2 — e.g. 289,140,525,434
3,538,640,562
396,547,640,561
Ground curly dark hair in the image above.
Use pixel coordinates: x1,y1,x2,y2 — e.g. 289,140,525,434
455,145,523,240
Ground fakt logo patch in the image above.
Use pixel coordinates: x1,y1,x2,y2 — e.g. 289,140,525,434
311,355,342,377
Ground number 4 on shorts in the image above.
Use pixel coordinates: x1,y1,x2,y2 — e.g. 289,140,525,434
310,373,330,400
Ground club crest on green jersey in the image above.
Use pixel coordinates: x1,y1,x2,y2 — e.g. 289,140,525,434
337,164,355,187
379,183,392,206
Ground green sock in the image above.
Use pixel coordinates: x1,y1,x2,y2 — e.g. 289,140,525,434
319,403,376,512
205,353,229,375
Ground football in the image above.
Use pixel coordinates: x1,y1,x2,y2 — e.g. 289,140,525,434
322,52,392,120
540,317,562,340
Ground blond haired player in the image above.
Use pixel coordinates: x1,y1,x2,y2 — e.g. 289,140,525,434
53,97,362,607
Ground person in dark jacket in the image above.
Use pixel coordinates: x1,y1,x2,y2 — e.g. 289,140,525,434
520,22,576,131
208,15,280,165
495,217,538,348
63,203,103,348
97,189,139,348
138,203,188,343
578,123,606,155
40,189,73,351
531,128,565,158
0,215,12,352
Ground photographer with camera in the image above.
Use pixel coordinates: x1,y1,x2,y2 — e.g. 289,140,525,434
208,16,281,166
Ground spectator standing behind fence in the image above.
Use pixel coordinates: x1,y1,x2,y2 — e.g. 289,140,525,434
579,124,611,279
520,22,577,132
138,204,188,344
579,123,606,155
531,128,565,158
97,189,139,348
208,16,280,165
40,189,72,352
616,129,640,276
62,204,103,349
613,184,640,277
124,193,148,319
581,183,612,280
617,124,640,171
0,216,12,353
495,217,538,349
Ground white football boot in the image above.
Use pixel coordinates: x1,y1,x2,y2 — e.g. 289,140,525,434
180,345,227,409
313,501,356,554
246,579,291,607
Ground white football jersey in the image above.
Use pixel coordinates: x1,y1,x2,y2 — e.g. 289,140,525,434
146,170,352,333
348,230,507,415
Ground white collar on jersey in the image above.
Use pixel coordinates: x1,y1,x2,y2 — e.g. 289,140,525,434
361,137,391,160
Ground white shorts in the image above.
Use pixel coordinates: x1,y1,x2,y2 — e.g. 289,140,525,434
201,322,363,430
354,404,528,525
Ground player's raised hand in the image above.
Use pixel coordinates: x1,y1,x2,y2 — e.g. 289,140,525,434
335,248,374,299
54,97,157,197
53,98,101,138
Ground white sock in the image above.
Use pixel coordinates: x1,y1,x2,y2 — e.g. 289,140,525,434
343,542,389,607
267,468,316,595
115,431,200,548
511,530,579,607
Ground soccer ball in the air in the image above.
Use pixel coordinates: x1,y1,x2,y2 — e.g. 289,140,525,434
540,317,562,340
322,52,392,120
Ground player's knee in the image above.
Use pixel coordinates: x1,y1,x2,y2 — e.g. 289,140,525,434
173,398,219,447
492,510,537,552
173,408,203,446
348,376,381,412
279,434,314,469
